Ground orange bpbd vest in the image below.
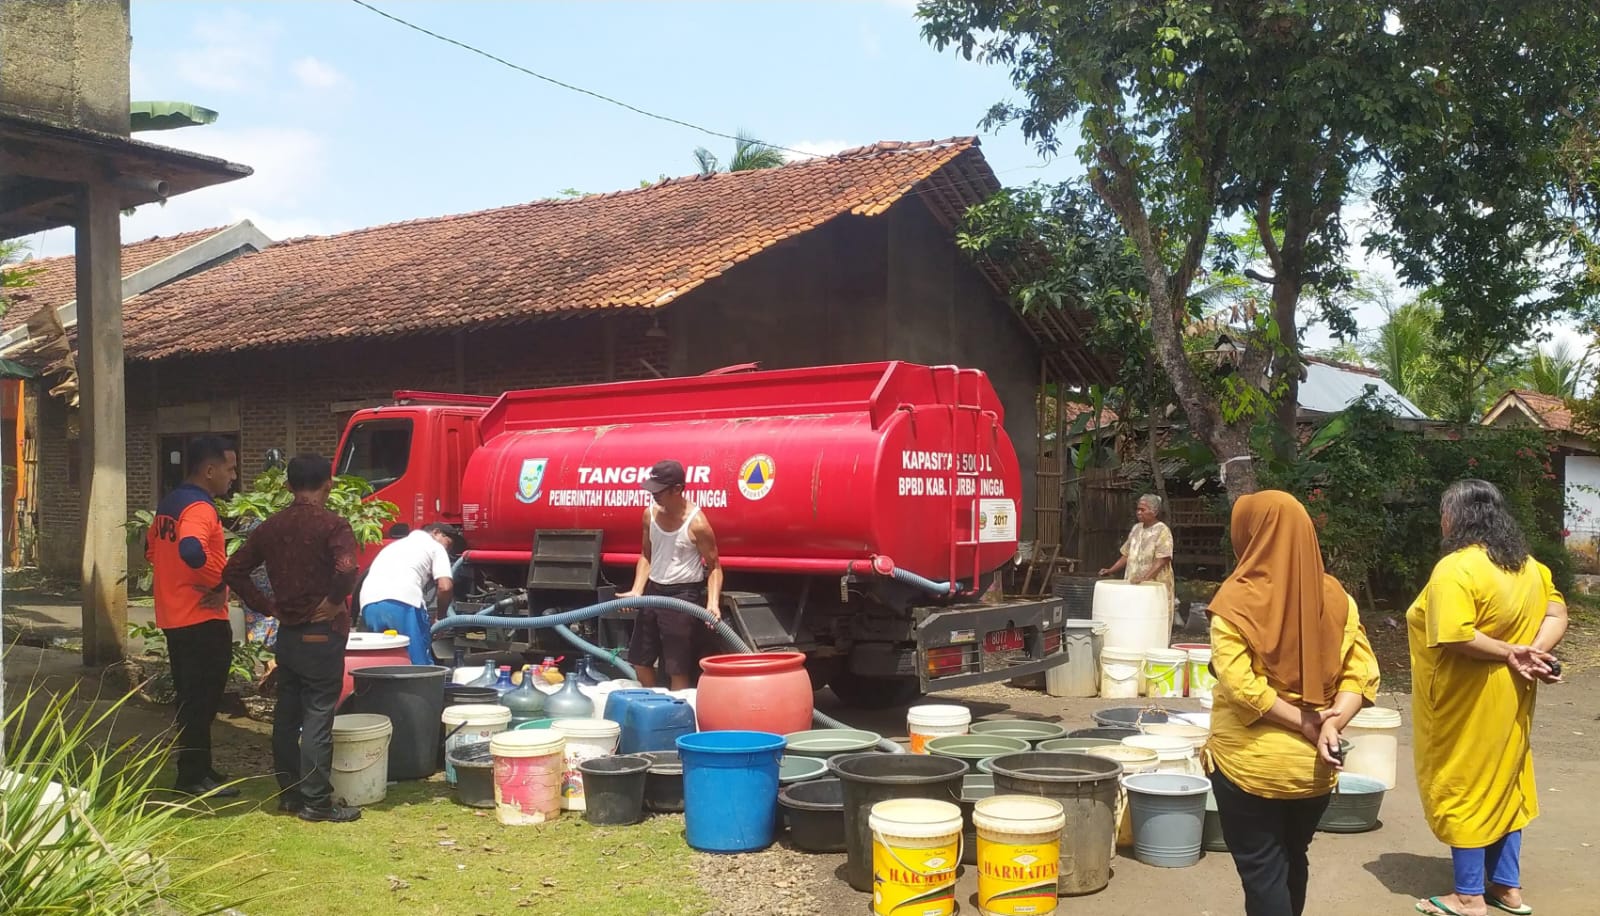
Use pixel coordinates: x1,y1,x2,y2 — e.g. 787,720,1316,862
146,483,229,629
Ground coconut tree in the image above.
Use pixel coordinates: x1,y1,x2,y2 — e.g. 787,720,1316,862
693,129,786,176
1520,340,1592,398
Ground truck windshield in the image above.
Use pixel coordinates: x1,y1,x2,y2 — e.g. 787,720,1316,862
337,418,413,489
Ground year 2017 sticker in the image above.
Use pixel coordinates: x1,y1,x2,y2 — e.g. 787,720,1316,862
977,499,1017,543
738,455,775,500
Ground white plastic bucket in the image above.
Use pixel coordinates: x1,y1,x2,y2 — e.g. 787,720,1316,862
1047,620,1105,698
331,713,393,807
869,798,963,916
551,718,621,811
1185,648,1216,701
490,729,566,826
1084,745,1159,852
974,795,1066,914
1121,734,1200,776
442,704,513,786
1091,581,1173,656
1344,707,1402,790
1099,647,1143,699
1138,722,1210,752
908,704,971,754
1142,649,1187,699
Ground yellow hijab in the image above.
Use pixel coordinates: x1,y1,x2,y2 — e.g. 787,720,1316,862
1208,490,1349,705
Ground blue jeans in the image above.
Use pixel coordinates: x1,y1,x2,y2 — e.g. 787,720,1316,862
1453,831,1522,896
360,600,433,665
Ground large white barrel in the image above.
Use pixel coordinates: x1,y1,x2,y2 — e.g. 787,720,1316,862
1091,581,1172,655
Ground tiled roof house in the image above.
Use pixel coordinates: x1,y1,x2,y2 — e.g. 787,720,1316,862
24,137,1101,572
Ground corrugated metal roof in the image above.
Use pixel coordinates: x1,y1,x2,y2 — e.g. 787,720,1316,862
1300,360,1427,419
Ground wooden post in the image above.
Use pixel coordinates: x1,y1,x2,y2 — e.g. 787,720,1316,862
76,181,128,666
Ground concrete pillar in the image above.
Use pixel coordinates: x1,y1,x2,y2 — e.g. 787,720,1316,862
76,181,127,666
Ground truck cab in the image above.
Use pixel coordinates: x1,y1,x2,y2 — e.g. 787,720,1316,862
334,391,491,561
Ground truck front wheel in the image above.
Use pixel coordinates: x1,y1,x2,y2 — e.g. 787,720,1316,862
826,670,923,710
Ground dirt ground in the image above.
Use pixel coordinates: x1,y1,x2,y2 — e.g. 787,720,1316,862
7,617,1600,915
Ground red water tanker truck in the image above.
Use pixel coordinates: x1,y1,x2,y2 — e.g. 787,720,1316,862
333,361,1068,707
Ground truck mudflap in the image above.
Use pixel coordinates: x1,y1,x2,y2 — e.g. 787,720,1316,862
914,597,1069,693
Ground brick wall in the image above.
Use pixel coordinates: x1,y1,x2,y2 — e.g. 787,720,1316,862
34,312,667,573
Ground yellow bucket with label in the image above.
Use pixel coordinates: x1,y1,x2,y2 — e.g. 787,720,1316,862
870,798,963,916
974,795,1066,915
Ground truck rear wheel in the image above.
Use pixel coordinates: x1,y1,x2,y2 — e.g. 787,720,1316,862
826,670,923,710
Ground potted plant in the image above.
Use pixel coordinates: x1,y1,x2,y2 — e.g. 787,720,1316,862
120,622,175,706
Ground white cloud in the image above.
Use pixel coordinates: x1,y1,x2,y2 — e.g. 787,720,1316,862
291,57,346,91
30,126,347,257
171,12,282,93
785,139,861,161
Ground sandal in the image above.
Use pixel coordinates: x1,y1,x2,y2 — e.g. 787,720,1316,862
1416,898,1470,916
1487,896,1532,916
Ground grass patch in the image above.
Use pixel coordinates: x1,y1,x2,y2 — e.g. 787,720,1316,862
167,779,712,916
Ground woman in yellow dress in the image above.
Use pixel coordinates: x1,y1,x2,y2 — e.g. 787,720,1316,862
1410,480,1566,916
1099,493,1178,623
1206,490,1380,916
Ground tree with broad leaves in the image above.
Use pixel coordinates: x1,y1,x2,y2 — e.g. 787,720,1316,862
920,1,1600,498
693,130,786,176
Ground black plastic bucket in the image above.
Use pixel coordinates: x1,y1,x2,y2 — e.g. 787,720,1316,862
989,751,1122,896
829,752,967,892
639,750,685,813
445,685,498,707
579,755,651,826
349,665,449,781
1091,706,1169,728
447,741,495,809
1068,726,1140,741
779,777,846,853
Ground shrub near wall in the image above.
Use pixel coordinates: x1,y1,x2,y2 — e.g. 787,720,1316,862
1263,396,1569,603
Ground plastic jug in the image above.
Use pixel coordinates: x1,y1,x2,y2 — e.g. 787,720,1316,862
546,672,595,719
602,689,659,726
501,666,548,725
618,696,696,755
492,666,515,696
466,661,498,688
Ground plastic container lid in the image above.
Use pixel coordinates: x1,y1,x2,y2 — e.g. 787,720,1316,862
491,729,565,758
973,795,1066,835
551,718,622,738
346,631,410,651
907,704,972,727
1143,648,1188,663
868,798,963,838
1350,707,1402,729
442,704,513,725
1185,647,1214,661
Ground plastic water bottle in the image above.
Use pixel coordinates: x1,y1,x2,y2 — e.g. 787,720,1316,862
466,660,498,688
492,666,515,696
501,665,547,724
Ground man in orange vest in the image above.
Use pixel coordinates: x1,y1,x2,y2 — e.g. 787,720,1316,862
146,436,239,797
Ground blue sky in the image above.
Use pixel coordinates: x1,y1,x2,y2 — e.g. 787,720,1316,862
29,0,1082,254
19,0,1582,356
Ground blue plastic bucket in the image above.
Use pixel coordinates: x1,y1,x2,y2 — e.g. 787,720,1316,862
677,731,785,853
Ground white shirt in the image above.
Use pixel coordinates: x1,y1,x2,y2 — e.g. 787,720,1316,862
649,505,705,586
359,530,453,610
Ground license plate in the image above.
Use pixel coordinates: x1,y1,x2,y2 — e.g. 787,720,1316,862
984,628,1024,653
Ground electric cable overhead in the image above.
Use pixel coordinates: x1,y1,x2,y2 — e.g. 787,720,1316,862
347,0,820,161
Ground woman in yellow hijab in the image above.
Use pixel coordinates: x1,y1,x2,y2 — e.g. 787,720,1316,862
1206,490,1380,916
1410,480,1566,916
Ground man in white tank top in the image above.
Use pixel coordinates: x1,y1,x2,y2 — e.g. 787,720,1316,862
619,460,723,690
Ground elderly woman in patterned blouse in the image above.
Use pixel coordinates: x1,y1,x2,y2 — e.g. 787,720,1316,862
1099,493,1178,622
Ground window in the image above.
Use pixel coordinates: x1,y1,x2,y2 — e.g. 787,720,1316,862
337,419,413,489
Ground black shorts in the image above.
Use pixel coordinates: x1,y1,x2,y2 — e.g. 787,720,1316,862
626,580,713,677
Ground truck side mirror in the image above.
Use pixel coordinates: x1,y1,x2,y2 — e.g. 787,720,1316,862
387,523,411,539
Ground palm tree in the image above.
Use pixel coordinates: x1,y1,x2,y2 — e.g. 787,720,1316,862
693,130,786,176
1520,340,1591,398
1366,299,1439,409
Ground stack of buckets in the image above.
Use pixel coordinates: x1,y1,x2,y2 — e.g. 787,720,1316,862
1091,580,1216,700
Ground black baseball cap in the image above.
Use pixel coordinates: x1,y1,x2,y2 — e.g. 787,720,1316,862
643,459,686,493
